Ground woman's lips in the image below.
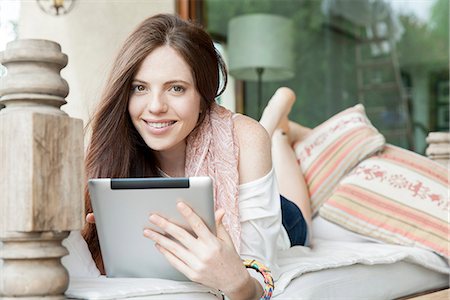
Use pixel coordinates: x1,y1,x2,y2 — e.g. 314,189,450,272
143,120,176,135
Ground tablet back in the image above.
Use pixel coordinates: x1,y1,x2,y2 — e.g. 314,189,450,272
88,177,215,281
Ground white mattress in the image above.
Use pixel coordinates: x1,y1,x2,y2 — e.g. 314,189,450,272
65,218,450,299
66,278,219,300
66,241,449,299
274,260,449,299
67,258,449,300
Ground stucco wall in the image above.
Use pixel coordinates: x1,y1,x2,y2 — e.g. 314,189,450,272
18,0,176,126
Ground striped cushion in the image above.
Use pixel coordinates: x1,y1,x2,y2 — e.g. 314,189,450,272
294,104,385,214
320,144,450,260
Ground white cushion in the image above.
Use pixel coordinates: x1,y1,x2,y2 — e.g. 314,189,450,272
62,230,101,278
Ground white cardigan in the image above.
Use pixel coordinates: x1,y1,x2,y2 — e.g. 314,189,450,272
238,167,290,280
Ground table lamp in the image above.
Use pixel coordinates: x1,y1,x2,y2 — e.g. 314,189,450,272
228,14,294,117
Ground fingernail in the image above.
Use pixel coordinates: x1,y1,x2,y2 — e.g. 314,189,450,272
149,214,159,223
143,229,153,238
177,202,190,215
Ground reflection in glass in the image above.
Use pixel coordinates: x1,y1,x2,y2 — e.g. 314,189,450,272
205,0,449,153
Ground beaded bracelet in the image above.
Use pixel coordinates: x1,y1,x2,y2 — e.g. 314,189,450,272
243,259,274,300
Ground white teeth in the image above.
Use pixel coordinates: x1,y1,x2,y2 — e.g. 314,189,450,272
146,121,175,129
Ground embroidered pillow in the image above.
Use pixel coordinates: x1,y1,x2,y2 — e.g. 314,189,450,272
294,104,385,214
319,144,450,260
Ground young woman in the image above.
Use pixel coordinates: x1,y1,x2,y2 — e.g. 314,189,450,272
82,13,311,300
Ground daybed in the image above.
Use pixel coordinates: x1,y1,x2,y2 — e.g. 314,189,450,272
64,219,449,299
64,105,449,300
1,39,447,300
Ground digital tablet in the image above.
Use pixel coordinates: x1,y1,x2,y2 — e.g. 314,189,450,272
88,177,215,281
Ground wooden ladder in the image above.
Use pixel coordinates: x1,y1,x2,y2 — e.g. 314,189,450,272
355,19,413,149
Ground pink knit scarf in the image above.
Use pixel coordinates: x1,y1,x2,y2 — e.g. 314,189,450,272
185,103,240,251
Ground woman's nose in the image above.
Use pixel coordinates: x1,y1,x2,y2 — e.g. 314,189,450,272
146,93,168,114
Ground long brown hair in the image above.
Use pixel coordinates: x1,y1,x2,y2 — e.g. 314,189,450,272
82,13,227,273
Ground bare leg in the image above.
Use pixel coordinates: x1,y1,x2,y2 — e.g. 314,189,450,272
272,129,312,230
259,88,313,240
287,121,312,147
259,87,295,137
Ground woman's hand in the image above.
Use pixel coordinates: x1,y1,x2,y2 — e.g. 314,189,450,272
143,201,262,299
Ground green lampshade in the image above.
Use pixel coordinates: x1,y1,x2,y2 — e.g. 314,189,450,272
228,14,295,82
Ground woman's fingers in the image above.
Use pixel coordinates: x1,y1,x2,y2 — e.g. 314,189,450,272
143,228,196,264
214,208,234,246
86,213,96,224
154,244,197,281
147,213,197,248
215,208,225,227
147,204,248,292
176,201,214,240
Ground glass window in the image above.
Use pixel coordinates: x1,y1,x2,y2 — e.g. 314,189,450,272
204,0,449,153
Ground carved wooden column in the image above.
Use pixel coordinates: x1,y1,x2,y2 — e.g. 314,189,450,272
426,132,450,167
0,39,84,299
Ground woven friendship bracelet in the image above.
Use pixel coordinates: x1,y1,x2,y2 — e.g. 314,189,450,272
243,259,274,300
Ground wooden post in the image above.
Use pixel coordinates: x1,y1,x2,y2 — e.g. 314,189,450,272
426,132,450,167
0,39,84,298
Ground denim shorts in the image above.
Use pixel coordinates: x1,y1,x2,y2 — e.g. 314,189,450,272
280,195,309,247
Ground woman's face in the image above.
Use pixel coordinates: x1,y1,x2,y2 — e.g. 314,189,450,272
128,45,202,155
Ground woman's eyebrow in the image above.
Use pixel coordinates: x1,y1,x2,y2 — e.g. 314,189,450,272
165,79,191,85
131,78,147,84
131,79,192,85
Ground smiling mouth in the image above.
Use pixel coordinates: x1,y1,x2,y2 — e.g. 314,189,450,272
145,121,176,129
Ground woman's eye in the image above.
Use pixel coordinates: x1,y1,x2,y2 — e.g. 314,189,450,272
170,85,185,93
132,84,146,92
